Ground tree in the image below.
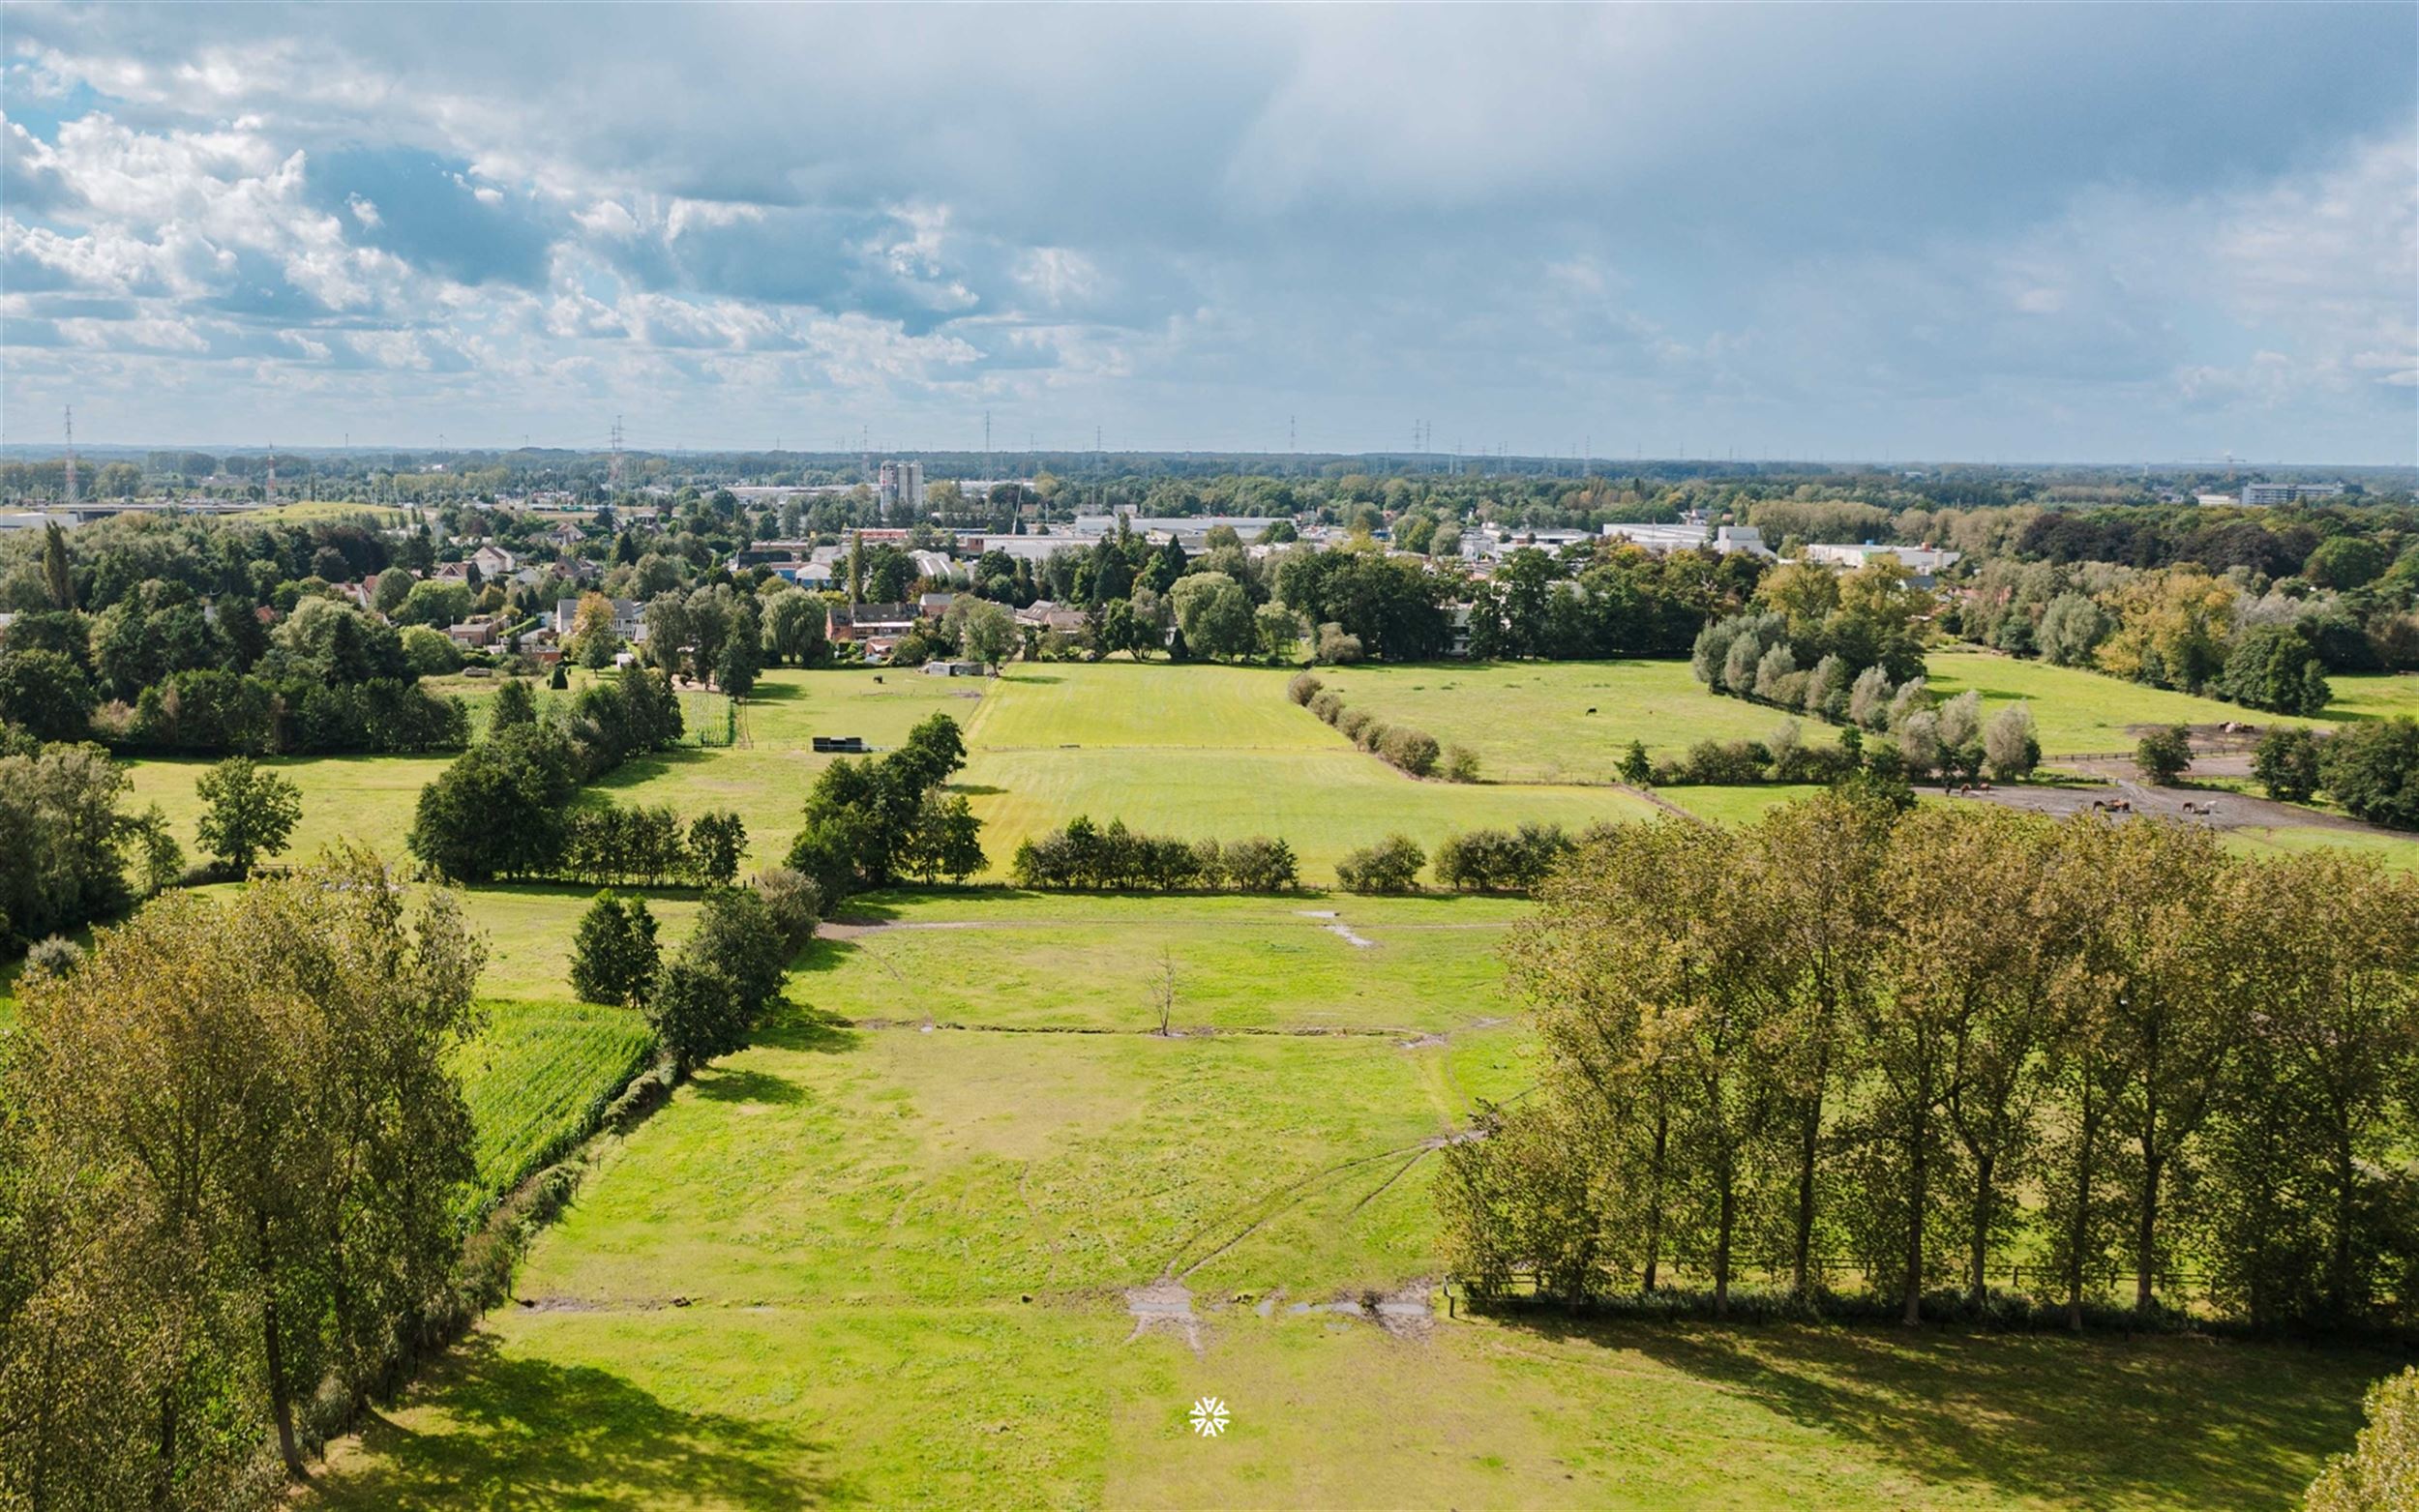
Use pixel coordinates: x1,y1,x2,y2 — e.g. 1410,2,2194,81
570,892,660,1007
2135,725,2194,786
0,649,96,742
1254,603,1305,664
1169,572,1256,661
955,598,1019,669
1,854,483,1487
2037,593,2107,667
489,675,538,732
2218,624,2331,717
2253,726,2324,804
566,591,622,668
1620,740,1653,786
687,811,747,885
194,756,302,877
716,629,762,699
1335,835,1425,894
2318,717,2419,831
1982,703,2041,781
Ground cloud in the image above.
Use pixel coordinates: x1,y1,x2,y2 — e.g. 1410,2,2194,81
0,4,2410,460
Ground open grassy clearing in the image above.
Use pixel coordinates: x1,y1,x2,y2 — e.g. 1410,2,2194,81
312,987,2391,1510
802,887,1528,1033
2321,670,2419,723
457,998,655,1197
122,751,455,861
966,663,1336,751
1311,659,1790,780
1653,784,1830,825
959,747,1660,880
2220,822,2419,874
1922,648,2328,756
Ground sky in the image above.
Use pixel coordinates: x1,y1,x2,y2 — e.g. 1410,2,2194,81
1,3,2414,463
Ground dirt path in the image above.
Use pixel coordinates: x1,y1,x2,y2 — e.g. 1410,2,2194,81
1944,777,2390,835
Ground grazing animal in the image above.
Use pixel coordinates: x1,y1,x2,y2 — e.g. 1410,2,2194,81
1585,707,1597,715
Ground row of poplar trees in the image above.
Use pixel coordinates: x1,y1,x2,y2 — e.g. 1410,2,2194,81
1440,791,2419,1332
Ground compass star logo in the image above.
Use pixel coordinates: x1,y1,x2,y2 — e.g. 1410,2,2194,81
1188,1395,1230,1438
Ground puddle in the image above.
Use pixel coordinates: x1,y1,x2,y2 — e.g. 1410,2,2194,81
1122,1277,1203,1352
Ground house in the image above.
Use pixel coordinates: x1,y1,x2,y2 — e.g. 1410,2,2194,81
827,601,919,644
469,544,518,578
554,596,645,641
919,591,957,618
546,523,586,549
444,615,505,649
1013,599,1088,634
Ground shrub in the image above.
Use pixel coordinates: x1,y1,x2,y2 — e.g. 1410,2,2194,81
1335,834,1425,894
1432,824,1571,893
2135,724,2194,786
1381,726,1440,777
1618,740,1652,786
2304,1367,2416,1512
1220,836,1299,892
750,866,822,954
1886,677,1930,731
1315,623,1364,665
23,934,84,978
1336,705,1374,741
1310,690,1346,725
1442,745,1481,784
1287,671,1323,705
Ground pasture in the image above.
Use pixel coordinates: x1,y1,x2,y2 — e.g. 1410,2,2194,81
1310,659,1787,779
1921,649,2331,756
2323,669,2419,723
310,886,2394,1509
457,997,655,1196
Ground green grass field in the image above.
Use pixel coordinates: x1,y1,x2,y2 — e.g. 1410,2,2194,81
2322,670,2419,724
1310,660,1790,780
457,998,655,1196
1923,649,2334,756
308,889,2393,1509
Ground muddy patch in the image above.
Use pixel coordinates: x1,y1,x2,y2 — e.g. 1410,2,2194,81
1283,1283,1436,1339
1123,1277,1203,1352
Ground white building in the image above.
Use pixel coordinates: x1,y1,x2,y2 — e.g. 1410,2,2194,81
2240,482,2344,506
1804,542,1962,576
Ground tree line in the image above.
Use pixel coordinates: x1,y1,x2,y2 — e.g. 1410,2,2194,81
783,714,984,904
406,669,687,883
1441,793,2419,1335
1008,818,1300,893
1,854,489,1500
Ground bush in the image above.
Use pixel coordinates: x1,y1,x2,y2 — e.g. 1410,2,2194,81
23,934,84,978
2304,1367,2417,1512
2135,724,2194,786
1287,671,1323,706
1335,834,1425,894
750,866,821,954
2253,726,2323,804
1432,824,1571,893
1380,726,1440,777
1336,705,1374,741
1011,818,1296,893
1309,690,1346,725
1442,745,1481,784
1315,623,1364,665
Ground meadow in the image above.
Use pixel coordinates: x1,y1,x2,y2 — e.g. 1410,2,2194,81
1921,647,2358,755
43,652,2409,1505
309,887,2396,1509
